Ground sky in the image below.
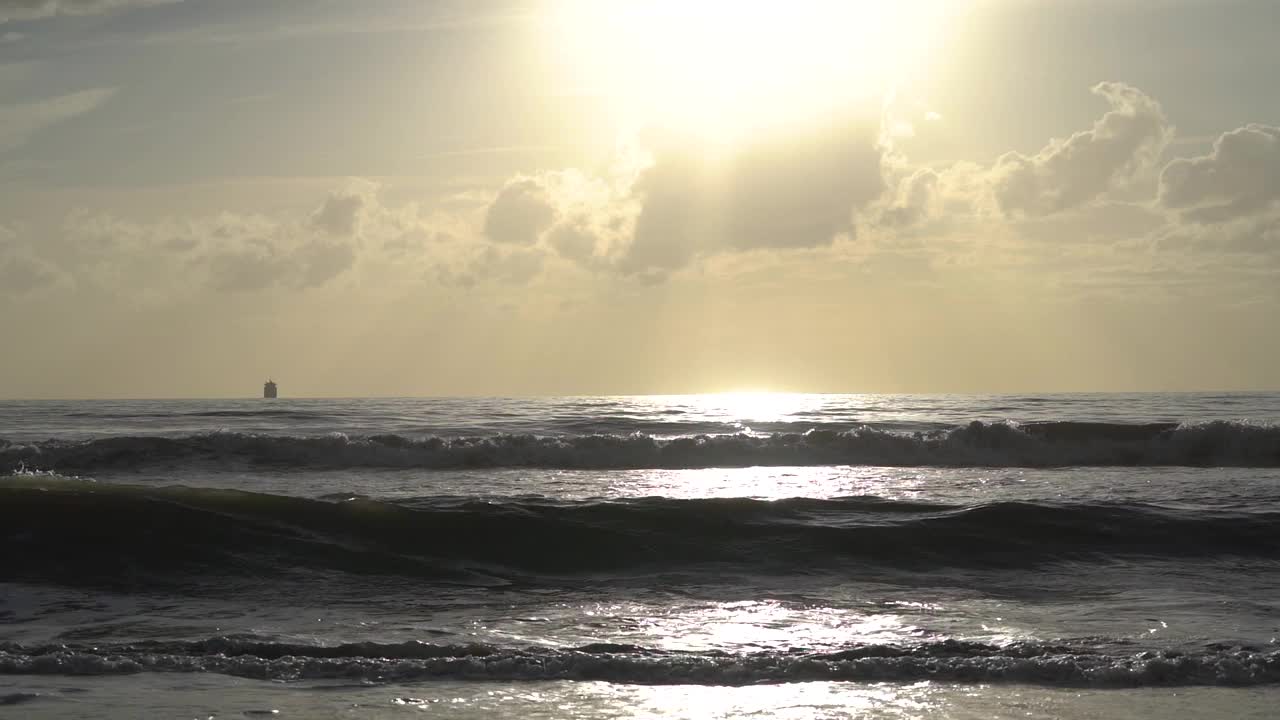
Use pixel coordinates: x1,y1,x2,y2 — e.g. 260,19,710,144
1,0,1278,398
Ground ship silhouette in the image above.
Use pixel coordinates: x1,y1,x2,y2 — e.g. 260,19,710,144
263,379,278,399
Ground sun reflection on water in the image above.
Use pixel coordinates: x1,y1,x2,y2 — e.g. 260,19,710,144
635,599,925,653
490,598,934,655
702,391,813,424
579,681,941,720
605,465,938,501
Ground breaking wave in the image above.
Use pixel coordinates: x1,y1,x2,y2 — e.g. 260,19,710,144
2,637,1278,687
2,420,1279,472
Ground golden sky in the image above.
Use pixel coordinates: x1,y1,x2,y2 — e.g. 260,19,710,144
1,0,1279,397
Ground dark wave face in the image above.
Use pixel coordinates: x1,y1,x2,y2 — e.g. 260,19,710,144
2,420,1279,472
4,478,1279,590
2,637,1278,688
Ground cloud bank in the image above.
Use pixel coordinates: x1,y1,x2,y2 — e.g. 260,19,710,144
4,82,1276,309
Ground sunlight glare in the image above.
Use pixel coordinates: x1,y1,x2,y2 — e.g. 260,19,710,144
710,391,802,424
551,0,961,139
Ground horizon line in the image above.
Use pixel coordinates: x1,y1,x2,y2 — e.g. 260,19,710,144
2,389,1278,402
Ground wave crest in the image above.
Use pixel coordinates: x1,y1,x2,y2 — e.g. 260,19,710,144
2,420,1278,472
2,638,1277,687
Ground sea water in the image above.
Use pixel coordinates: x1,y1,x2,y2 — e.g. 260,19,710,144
2,393,1279,718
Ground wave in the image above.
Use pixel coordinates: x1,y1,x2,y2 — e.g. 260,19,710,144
63,409,335,421
2,420,1279,472
4,480,1279,588
2,637,1278,687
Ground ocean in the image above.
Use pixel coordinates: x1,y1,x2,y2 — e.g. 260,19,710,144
2,393,1279,718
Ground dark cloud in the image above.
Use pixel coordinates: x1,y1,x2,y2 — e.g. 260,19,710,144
620,132,703,274
722,123,883,248
621,120,883,274
311,190,365,236
546,219,601,264
484,178,556,245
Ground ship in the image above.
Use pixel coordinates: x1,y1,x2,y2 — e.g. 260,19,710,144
263,379,278,399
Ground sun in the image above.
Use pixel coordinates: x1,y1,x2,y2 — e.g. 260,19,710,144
549,0,960,140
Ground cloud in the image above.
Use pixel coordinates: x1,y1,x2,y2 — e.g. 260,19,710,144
203,232,356,292
0,87,115,154
620,121,883,274
204,237,288,293
13,182,544,303
465,80,1273,297
873,83,1173,230
1158,124,1280,223
0,0,177,23
878,168,940,228
479,119,885,279
185,194,370,292
295,237,357,288
1156,212,1280,258
546,218,603,264
311,187,368,236
483,177,557,245
4,185,427,301
988,82,1171,216
434,243,549,289
471,244,546,284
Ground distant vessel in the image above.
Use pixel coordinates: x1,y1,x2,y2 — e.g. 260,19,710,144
263,379,278,399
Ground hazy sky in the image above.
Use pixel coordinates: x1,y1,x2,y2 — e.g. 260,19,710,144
2,0,1278,398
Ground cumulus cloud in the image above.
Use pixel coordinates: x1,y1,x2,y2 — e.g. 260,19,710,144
0,0,177,23
1158,124,1280,223
0,87,115,154
204,237,287,293
546,217,604,264
484,177,557,245
187,195,370,292
471,245,546,284
203,232,356,292
878,168,940,228
988,82,1171,216
1,185,435,301
478,119,885,279
295,238,357,288
475,167,632,273
311,189,367,236
434,243,549,289
872,83,1173,231
621,121,883,273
